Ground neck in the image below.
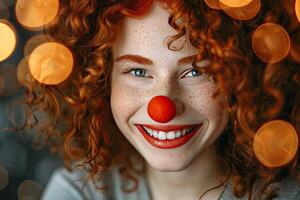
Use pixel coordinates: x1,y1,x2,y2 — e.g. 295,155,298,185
145,145,229,200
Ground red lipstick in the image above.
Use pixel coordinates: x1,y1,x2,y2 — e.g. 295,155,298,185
136,124,202,149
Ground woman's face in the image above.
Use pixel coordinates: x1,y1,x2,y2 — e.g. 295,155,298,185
110,3,228,171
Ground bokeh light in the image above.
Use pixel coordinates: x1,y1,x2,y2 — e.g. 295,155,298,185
220,0,260,20
0,20,17,62
0,1,10,19
296,0,300,23
0,165,9,191
17,180,43,200
15,0,59,30
252,23,290,63
253,120,298,168
24,34,49,56
219,0,253,7
29,42,74,85
204,0,221,10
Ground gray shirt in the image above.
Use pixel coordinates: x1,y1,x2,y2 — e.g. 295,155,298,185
42,165,300,200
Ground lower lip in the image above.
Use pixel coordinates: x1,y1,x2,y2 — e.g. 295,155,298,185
136,124,202,149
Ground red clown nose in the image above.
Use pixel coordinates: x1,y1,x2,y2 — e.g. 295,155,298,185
147,95,176,123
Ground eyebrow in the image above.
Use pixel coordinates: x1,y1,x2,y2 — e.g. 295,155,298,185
178,55,197,64
115,54,154,65
115,54,197,65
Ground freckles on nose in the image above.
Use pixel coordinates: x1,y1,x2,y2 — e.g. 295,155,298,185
152,75,179,95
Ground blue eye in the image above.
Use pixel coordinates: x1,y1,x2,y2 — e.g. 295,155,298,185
126,68,206,80
183,69,201,77
128,68,148,77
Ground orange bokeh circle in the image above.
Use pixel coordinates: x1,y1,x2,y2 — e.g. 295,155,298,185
296,0,300,23
0,20,17,62
219,0,253,8
28,42,74,85
220,0,260,20
204,0,221,10
253,120,298,168
252,23,290,63
15,0,59,30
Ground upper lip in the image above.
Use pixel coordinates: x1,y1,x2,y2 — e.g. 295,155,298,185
137,124,202,132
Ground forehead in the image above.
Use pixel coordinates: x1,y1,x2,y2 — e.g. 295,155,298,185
113,2,198,57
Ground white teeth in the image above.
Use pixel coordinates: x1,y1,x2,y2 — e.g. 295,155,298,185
158,131,166,140
142,125,194,140
152,130,158,138
145,127,153,136
167,131,175,140
175,130,182,138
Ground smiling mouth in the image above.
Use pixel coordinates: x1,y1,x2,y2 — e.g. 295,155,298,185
135,123,203,149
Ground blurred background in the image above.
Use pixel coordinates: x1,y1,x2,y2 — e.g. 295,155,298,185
0,0,63,199
1,0,300,199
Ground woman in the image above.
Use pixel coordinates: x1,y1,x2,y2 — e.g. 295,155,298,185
20,0,300,199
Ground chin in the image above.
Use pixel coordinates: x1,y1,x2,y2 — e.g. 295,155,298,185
144,154,191,172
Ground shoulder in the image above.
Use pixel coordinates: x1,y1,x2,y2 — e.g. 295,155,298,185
41,164,151,200
255,176,300,200
41,166,111,200
220,176,300,200
273,176,300,200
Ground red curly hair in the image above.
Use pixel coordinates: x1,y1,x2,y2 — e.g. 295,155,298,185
13,0,300,199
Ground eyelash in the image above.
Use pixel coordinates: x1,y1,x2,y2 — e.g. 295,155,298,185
125,68,203,78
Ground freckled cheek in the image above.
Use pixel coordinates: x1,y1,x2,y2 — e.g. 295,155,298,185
184,83,223,119
111,83,147,120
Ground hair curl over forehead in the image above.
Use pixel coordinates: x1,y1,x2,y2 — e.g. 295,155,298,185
14,0,300,199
